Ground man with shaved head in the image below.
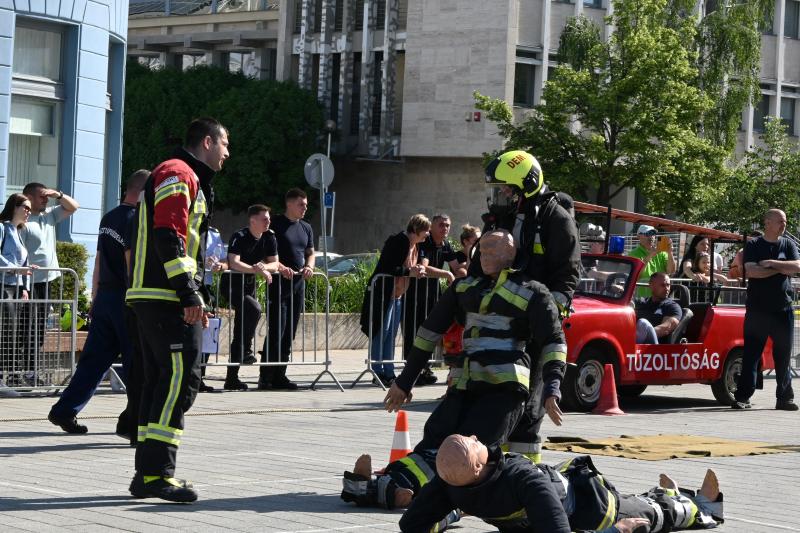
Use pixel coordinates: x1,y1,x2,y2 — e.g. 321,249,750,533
400,434,724,533
342,230,567,511
734,208,800,411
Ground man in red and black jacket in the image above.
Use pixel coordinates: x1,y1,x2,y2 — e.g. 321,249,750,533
126,118,229,503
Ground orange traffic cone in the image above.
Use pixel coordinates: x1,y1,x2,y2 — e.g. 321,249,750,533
389,410,412,463
592,363,625,416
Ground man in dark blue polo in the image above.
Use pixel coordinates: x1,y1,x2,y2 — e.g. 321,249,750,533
48,170,149,434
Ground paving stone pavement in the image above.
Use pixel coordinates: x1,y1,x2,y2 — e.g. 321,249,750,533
0,359,798,532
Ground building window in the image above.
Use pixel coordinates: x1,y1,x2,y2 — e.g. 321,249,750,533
330,53,341,123
9,23,64,196
334,0,344,31
355,0,365,30
350,53,361,133
785,0,800,39
294,0,303,33
376,0,386,30
583,0,602,7
705,0,717,15
752,94,770,133
314,0,323,33
229,51,257,77
780,98,796,135
371,51,383,136
514,63,535,108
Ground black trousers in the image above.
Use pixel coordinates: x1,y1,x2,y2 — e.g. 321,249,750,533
120,307,143,445
132,302,202,478
736,306,794,403
231,294,261,362
402,280,440,361
260,278,304,383
414,388,525,453
505,353,545,458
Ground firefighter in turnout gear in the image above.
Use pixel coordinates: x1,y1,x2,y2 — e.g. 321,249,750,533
400,434,725,533
126,118,229,503
474,150,580,462
357,231,566,511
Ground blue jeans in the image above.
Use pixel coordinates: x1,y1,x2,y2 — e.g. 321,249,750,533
50,288,132,418
636,319,659,344
370,298,402,377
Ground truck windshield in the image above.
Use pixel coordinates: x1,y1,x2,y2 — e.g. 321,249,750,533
577,257,634,300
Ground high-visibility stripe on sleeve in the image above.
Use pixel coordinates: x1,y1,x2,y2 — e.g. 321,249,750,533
163,256,197,279
131,202,148,289
413,336,437,352
126,287,180,303
397,454,435,488
541,351,567,364
596,476,616,530
154,182,190,207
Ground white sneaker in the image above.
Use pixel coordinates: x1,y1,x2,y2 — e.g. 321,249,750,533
0,380,21,398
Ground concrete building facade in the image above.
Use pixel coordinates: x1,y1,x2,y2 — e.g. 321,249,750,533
128,0,800,253
0,0,129,257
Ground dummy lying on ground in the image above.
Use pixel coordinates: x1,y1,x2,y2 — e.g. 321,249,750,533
401,434,723,532
343,434,723,533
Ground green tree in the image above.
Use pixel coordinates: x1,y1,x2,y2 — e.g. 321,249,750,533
698,117,800,232
122,64,323,212
476,0,770,218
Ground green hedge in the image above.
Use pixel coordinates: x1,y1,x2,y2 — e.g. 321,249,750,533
54,241,89,314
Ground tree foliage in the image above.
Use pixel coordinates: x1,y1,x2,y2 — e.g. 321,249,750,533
697,117,800,232
475,0,771,219
123,63,324,213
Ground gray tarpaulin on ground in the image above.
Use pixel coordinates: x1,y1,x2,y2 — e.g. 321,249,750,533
543,434,799,460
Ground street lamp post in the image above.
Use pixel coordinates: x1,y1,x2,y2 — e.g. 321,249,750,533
321,120,336,275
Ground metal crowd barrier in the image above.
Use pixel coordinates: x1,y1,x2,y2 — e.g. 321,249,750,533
351,273,444,390
0,267,80,395
203,270,343,391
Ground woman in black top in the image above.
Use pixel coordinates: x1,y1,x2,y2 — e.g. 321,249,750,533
360,214,430,385
454,224,480,276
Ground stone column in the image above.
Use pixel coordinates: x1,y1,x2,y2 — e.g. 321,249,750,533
297,0,316,89
276,0,294,81
338,0,355,137
379,0,399,154
358,0,377,152
318,0,335,117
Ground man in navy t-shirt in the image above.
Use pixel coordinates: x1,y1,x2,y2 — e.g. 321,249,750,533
259,188,315,390
49,170,150,435
734,209,800,411
634,272,682,344
221,204,288,390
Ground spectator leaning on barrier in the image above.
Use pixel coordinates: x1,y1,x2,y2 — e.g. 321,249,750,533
403,214,463,386
20,182,79,368
126,117,229,503
454,224,480,275
628,225,676,297
360,214,429,387
47,170,149,436
733,209,800,412
0,193,34,397
199,225,227,393
222,205,290,391
258,188,315,391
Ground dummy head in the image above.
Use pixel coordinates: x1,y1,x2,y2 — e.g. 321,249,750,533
436,434,490,487
479,230,516,277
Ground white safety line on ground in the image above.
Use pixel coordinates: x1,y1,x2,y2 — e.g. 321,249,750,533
726,515,800,531
203,449,354,466
194,475,340,488
0,481,68,495
275,523,394,533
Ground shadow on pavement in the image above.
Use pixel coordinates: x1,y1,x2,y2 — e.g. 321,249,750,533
0,492,405,515
0,441,131,456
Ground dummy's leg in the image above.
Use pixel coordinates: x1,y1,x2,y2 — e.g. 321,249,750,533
341,453,426,509
699,469,720,501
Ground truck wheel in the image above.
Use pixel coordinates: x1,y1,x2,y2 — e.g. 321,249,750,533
711,349,742,406
562,348,609,411
618,385,647,398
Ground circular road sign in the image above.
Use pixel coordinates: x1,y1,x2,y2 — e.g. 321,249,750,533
304,153,334,189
